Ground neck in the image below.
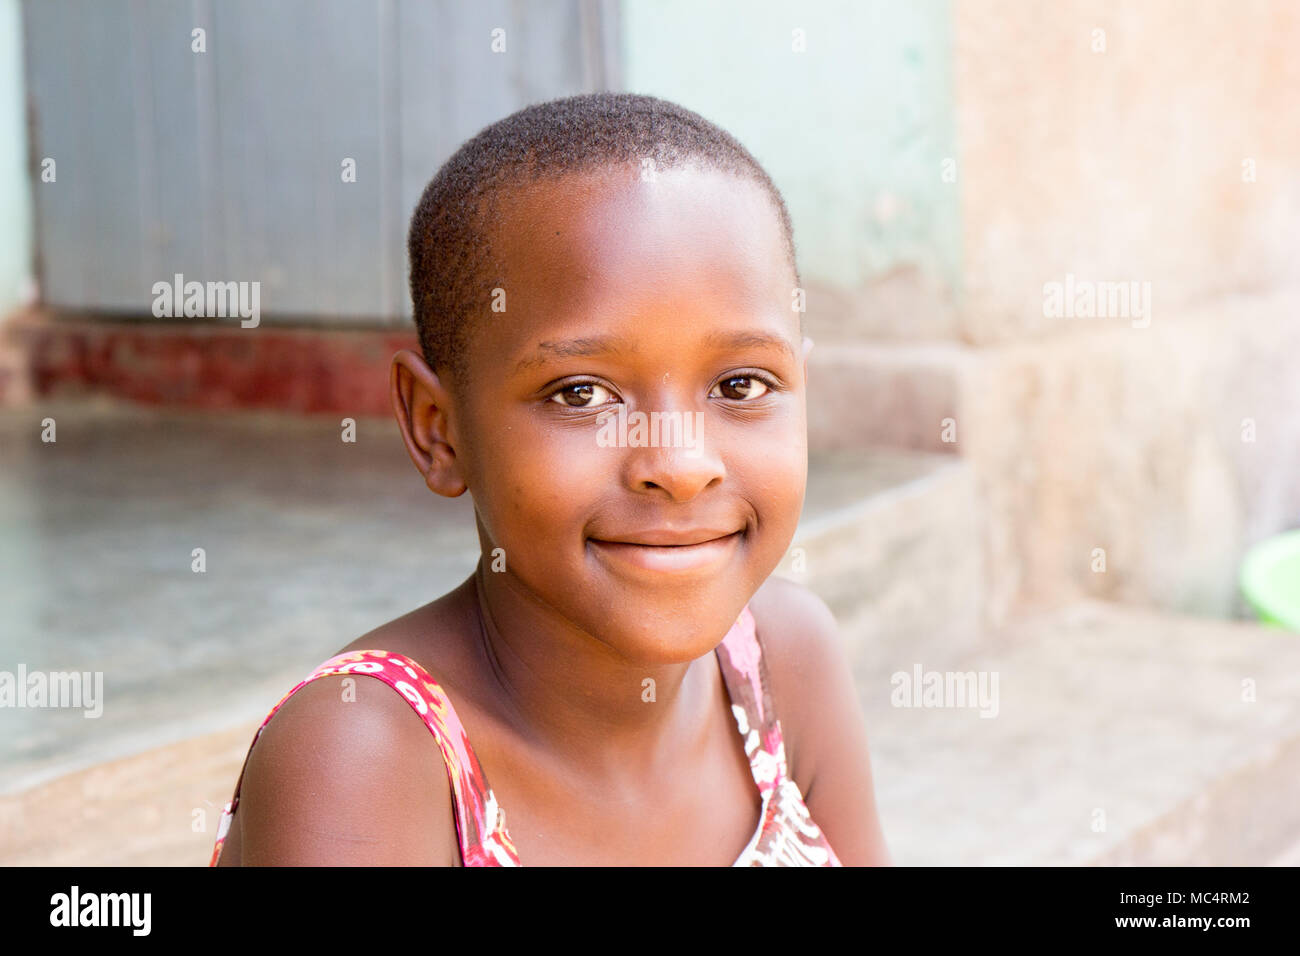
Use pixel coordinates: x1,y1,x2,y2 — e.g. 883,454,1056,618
464,559,716,785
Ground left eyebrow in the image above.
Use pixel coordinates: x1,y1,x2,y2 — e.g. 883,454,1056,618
701,330,796,362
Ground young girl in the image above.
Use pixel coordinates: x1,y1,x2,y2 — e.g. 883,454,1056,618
210,92,890,867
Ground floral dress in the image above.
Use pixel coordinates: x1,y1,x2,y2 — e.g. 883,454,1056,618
209,604,841,866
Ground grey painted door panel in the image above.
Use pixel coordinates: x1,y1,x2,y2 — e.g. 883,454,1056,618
22,0,619,323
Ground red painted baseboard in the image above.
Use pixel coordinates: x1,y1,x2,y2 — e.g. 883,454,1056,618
5,309,419,417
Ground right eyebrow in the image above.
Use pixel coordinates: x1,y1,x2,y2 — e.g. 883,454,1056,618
511,334,638,375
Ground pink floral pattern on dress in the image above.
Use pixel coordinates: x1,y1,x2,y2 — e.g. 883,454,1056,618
210,604,840,867
208,650,519,867
717,606,841,866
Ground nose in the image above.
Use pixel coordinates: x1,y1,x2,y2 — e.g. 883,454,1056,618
617,409,724,501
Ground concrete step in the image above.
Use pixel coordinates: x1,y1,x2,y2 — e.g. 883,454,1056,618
0,400,983,804
0,720,257,866
805,341,967,456
780,449,986,693
807,291,1300,632
1269,836,1300,866
0,397,481,796
856,599,1300,865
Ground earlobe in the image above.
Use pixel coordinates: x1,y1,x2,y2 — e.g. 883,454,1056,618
389,350,468,498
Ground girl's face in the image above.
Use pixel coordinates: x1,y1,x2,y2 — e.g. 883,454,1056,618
453,162,809,664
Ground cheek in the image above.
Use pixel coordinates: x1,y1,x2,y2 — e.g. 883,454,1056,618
732,403,806,487
738,420,806,537
756,456,806,529
471,418,599,549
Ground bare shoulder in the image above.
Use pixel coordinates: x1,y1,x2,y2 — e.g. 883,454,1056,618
746,575,846,790
231,663,459,866
747,575,892,866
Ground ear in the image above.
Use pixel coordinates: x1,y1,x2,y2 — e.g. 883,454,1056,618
390,349,468,498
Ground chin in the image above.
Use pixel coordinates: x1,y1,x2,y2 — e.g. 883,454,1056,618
583,588,749,664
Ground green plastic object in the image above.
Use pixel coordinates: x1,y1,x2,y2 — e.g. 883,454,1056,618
1240,529,1300,631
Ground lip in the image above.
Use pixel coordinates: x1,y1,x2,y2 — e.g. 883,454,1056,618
587,529,744,574
596,527,742,547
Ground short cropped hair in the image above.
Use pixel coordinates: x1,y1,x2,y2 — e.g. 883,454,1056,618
406,91,800,392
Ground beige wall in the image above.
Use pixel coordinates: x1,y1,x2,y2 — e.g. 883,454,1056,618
954,0,1300,344
946,0,1300,623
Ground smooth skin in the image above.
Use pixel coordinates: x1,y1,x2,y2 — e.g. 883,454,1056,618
216,162,891,866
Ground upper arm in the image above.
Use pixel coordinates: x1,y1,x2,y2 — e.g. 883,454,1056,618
751,576,893,866
234,673,460,866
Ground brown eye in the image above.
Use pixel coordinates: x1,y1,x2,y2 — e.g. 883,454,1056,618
711,376,770,401
549,382,615,407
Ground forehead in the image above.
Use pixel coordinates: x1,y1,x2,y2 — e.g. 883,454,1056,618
486,162,793,320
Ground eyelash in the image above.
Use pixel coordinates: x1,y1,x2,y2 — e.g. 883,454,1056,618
544,371,783,408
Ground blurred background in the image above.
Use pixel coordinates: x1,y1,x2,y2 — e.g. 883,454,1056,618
1,0,1298,866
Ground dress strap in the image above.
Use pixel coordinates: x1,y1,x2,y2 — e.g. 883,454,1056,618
714,604,790,798
211,649,520,866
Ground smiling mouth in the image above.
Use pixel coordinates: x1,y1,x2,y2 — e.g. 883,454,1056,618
587,530,744,574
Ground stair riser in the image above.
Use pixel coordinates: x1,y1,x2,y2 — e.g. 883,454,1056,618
778,464,986,697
